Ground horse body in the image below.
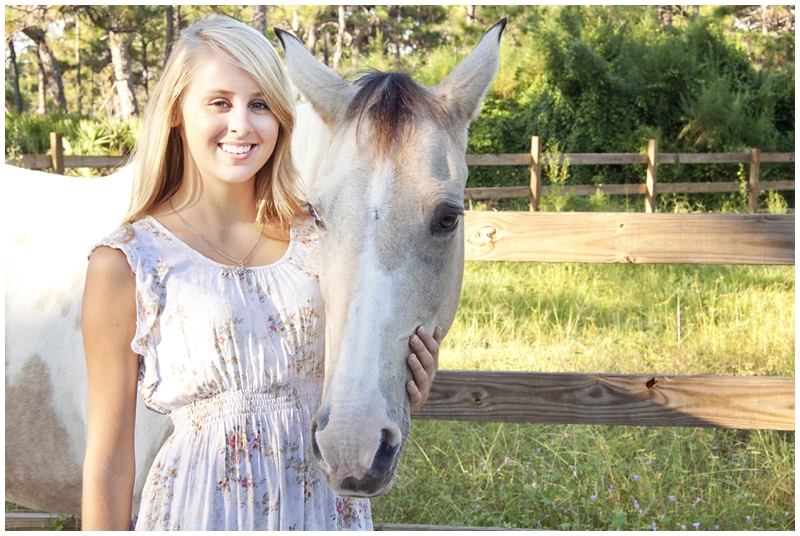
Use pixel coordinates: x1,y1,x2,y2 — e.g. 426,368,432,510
4,19,504,513
4,166,173,514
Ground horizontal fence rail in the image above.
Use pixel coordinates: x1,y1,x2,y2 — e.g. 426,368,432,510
414,371,794,431
5,134,794,214
462,211,795,265
463,138,794,213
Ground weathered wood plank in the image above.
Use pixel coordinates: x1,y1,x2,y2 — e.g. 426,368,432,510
9,151,792,171
5,155,126,170
1,514,514,532
658,153,751,164
4,512,81,531
414,371,795,431
465,153,531,166
463,212,795,265
760,152,795,163
465,186,531,200
375,522,519,531
657,182,740,194
761,180,796,191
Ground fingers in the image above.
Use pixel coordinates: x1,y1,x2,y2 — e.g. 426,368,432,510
406,374,423,412
410,325,440,372
407,325,442,413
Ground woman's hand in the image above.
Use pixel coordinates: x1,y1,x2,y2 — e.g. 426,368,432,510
406,325,442,413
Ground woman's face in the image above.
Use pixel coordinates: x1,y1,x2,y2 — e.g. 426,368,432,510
177,52,280,188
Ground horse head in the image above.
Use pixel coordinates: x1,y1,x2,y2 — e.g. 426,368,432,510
277,19,505,497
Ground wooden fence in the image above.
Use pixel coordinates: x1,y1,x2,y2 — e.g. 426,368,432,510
5,134,795,214
464,137,794,213
4,143,795,531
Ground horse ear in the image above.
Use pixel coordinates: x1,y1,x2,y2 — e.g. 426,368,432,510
275,28,358,128
432,19,506,130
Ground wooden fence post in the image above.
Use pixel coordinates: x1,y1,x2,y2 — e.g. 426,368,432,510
749,148,761,214
530,136,542,211
646,138,658,213
50,132,64,175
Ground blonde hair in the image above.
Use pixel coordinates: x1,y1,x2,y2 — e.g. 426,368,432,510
124,16,301,226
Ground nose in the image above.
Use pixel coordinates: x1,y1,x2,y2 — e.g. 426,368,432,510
310,405,403,497
228,106,252,134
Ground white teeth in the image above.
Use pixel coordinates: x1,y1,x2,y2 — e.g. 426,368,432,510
221,144,253,154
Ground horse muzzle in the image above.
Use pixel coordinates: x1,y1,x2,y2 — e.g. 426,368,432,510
310,402,405,497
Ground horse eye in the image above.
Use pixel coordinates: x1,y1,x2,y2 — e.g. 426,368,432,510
437,213,460,231
308,205,324,229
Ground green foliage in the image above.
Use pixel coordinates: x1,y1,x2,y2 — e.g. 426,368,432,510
5,111,138,159
462,5,794,211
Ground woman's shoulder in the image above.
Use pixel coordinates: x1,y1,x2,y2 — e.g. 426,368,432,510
89,217,166,261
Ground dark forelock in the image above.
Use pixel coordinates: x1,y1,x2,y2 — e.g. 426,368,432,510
345,71,445,155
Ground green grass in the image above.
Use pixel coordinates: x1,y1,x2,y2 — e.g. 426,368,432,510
7,238,794,530
371,262,795,530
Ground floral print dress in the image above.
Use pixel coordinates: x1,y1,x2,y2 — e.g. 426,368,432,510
92,214,371,531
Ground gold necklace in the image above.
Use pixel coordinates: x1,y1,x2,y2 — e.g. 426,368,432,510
169,197,265,273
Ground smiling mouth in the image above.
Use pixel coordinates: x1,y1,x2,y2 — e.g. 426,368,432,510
220,143,254,154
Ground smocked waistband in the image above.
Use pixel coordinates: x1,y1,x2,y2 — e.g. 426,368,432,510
169,380,322,429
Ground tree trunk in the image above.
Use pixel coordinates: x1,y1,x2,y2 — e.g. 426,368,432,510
107,29,139,120
351,27,362,68
658,5,672,28
332,5,345,70
141,34,149,98
304,17,318,56
36,60,46,114
175,5,182,32
323,27,332,65
165,5,175,62
254,5,267,35
466,5,476,26
6,37,24,113
22,26,66,110
75,17,81,115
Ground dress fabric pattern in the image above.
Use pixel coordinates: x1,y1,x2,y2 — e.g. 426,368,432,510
92,215,371,531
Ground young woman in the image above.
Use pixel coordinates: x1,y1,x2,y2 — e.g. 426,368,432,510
81,16,441,531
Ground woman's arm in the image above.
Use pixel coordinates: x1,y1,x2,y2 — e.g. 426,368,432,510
406,325,442,413
81,246,140,530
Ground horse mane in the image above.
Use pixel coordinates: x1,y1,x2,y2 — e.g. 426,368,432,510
345,71,446,155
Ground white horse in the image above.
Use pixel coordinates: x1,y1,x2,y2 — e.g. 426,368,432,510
4,19,504,513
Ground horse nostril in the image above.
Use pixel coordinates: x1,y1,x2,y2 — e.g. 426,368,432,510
371,426,401,477
310,419,322,460
380,427,401,450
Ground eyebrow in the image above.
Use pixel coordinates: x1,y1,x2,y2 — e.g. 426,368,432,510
204,89,265,99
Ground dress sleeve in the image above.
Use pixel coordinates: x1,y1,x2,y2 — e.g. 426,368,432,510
89,226,165,411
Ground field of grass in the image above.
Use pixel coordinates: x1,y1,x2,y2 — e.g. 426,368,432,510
370,262,795,530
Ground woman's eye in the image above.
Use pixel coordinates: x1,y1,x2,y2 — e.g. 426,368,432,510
251,101,269,110
211,100,230,108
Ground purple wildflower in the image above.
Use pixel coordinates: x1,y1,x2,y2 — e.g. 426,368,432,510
632,474,640,482
668,495,675,502
590,494,596,502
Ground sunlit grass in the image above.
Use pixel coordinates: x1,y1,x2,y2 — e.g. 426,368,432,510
371,262,795,530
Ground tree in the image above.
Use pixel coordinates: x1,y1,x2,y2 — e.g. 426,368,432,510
6,36,24,113
81,6,161,120
21,26,66,112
